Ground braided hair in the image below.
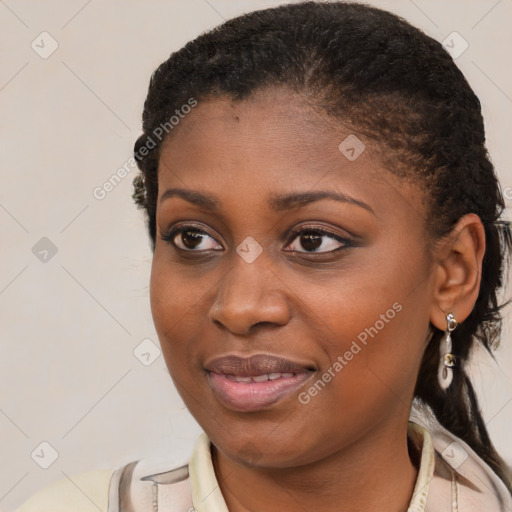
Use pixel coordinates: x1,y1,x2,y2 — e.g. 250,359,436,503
132,1,512,489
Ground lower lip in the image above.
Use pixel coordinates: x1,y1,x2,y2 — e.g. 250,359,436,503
207,372,314,412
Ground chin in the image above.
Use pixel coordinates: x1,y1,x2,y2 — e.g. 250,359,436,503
208,426,318,470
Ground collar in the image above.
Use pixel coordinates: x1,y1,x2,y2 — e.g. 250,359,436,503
188,422,436,512
189,432,229,512
407,421,437,511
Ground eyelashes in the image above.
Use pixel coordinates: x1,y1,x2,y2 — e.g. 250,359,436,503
161,225,223,252
160,224,354,256
284,227,352,254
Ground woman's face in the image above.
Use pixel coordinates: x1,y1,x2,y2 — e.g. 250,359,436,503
150,88,436,467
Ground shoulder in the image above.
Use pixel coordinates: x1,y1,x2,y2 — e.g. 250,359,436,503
430,426,512,511
15,468,116,512
15,435,205,512
410,403,512,511
15,459,193,512
14,460,193,512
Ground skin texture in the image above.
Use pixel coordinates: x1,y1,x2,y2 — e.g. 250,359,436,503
150,88,486,512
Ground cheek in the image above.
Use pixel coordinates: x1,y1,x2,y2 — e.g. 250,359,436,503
149,256,204,367
150,257,177,340
302,242,431,402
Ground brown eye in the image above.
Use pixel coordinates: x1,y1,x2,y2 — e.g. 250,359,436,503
180,229,205,249
299,232,323,252
284,228,350,254
161,226,223,252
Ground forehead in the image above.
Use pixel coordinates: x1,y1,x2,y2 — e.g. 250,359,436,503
159,89,379,181
156,88,426,223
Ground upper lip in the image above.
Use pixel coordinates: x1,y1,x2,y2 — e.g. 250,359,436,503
205,354,316,377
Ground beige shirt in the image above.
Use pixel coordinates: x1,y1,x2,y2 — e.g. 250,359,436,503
16,418,512,511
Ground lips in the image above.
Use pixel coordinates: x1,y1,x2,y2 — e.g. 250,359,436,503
205,354,316,412
205,353,315,376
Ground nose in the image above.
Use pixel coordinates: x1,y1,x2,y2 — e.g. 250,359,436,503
208,253,291,335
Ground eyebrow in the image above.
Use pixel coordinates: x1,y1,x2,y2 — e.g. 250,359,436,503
159,187,374,215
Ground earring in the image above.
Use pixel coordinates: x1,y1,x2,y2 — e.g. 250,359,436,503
438,312,458,390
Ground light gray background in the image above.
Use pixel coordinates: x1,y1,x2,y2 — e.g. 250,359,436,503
1,0,511,510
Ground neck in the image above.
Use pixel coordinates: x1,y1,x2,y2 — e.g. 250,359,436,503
212,417,419,512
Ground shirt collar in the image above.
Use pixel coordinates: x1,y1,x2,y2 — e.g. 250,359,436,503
407,421,437,511
188,422,436,512
189,432,229,512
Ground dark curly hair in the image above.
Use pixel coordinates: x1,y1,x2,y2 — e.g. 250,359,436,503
132,0,512,489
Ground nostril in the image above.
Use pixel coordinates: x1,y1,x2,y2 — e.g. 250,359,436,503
250,321,278,331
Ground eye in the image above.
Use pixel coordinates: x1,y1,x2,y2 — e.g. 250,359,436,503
160,225,223,252
283,227,351,253
161,224,352,255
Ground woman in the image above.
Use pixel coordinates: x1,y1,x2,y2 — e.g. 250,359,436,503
17,1,512,510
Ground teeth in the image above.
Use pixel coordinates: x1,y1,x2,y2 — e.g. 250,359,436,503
225,375,253,383
252,374,269,382
232,376,252,383
225,372,296,383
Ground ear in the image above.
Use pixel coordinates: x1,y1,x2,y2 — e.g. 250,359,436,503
429,213,486,330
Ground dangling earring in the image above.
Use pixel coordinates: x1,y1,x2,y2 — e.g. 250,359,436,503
438,312,458,390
